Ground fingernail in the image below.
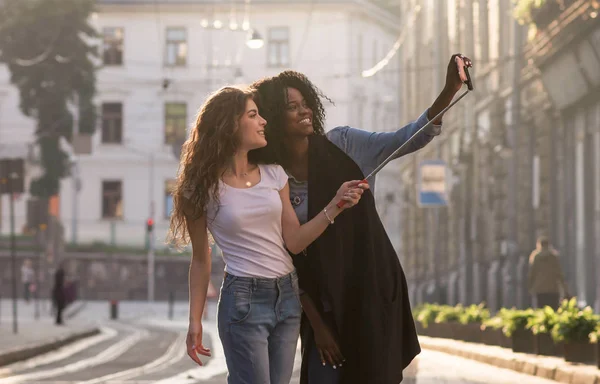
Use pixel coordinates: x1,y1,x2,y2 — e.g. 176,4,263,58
322,362,326,366
333,365,337,369
339,363,343,367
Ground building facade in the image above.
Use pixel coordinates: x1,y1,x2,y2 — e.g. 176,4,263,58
400,0,600,312
0,0,406,248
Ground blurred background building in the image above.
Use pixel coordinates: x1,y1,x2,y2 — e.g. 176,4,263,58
0,0,404,249
398,0,600,313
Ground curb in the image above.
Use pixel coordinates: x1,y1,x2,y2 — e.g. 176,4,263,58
0,327,101,368
419,336,600,384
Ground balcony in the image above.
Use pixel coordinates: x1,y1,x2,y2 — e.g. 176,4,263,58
522,0,600,109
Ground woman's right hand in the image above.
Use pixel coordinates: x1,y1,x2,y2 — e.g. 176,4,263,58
333,180,369,210
313,321,345,368
186,321,211,366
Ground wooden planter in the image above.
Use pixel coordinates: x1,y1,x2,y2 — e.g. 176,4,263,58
481,327,510,348
597,343,600,369
563,341,596,364
533,333,563,357
455,323,483,343
511,328,535,354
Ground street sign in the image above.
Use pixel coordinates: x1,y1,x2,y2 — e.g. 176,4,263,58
417,160,449,207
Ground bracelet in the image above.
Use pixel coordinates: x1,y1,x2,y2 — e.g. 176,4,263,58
323,207,334,224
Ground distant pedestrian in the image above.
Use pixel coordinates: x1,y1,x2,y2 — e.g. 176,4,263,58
528,236,568,310
52,265,67,325
21,259,35,303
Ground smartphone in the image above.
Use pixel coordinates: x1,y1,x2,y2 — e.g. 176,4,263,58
455,56,474,91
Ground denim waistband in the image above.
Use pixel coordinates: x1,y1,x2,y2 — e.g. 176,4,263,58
223,270,297,290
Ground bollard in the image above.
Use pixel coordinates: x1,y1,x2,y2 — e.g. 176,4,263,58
110,300,118,320
168,292,174,320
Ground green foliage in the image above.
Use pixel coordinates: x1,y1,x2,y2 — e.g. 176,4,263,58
512,0,548,25
459,303,491,325
0,0,98,197
527,306,559,335
494,308,536,337
589,323,599,344
434,305,463,324
414,303,442,328
551,298,600,343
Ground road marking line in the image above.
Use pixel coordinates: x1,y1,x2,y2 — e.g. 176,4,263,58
152,321,227,384
0,327,117,376
0,325,148,383
78,332,186,384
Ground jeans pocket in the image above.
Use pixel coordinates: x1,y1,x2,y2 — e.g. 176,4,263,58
228,286,252,325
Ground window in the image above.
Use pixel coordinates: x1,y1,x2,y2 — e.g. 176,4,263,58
164,103,187,144
164,179,176,219
101,103,123,144
102,181,123,219
165,27,187,66
268,27,289,67
103,27,124,66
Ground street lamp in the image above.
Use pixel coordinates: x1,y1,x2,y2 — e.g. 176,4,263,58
246,30,264,49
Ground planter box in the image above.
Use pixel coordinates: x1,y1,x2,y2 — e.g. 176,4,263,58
563,341,596,364
534,333,564,356
455,323,483,343
511,328,535,354
597,343,599,369
481,327,510,348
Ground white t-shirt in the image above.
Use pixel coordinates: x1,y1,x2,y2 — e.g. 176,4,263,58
206,164,295,278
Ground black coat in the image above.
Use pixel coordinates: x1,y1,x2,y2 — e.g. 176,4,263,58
294,135,420,384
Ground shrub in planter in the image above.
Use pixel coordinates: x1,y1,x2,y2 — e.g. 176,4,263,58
551,298,599,364
498,308,536,353
433,305,464,339
458,303,490,343
481,316,510,348
527,306,563,356
414,303,442,336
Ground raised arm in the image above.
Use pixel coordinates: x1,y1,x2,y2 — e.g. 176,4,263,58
279,180,368,255
184,199,212,366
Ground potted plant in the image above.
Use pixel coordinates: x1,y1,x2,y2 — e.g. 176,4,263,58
527,306,563,356
498,308,536,353
433,304,464,339
415,303,442,337
512,0,561,31
551,298,599,363
458,303,490,343
481,315,513,348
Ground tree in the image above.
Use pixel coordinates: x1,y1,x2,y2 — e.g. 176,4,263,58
0,0,97,197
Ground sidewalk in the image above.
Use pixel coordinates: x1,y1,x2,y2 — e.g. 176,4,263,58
419,336,600,384
0,299,100,367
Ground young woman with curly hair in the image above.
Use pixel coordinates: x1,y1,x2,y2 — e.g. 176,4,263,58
251,54,471,384
167,85,368,384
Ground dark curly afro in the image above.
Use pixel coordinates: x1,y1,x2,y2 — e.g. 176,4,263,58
249,70,333,168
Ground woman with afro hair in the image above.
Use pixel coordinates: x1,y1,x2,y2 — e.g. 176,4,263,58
250,54,471,384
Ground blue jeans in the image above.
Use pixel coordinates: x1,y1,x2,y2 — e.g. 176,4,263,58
218,271,302,384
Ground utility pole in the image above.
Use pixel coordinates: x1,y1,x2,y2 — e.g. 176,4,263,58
148,153,156,302
1,158,24,334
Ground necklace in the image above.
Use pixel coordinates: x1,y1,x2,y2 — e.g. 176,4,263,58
241,172,252,187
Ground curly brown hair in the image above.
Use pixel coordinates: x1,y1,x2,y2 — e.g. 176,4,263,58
249,70,333,168
167,86,256,248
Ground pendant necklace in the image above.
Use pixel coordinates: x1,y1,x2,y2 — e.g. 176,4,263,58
242,172,252,187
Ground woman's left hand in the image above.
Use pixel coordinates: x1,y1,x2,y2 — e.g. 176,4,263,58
444,53,472,94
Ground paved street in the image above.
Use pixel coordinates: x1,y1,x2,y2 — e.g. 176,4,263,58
0,299,564,383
